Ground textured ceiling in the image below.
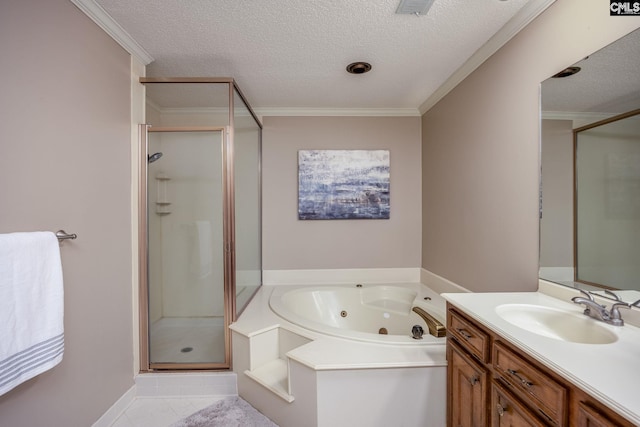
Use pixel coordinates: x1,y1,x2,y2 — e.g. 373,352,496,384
94,0,535,112
542,28,640,115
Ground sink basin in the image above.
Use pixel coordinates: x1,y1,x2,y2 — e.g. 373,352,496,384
495,304,618,344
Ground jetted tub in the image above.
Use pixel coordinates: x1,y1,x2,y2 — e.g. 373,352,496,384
269,283,447,345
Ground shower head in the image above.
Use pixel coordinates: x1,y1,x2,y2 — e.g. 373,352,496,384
148,152,163,163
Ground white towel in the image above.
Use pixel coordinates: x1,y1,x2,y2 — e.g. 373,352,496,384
0,231,64,396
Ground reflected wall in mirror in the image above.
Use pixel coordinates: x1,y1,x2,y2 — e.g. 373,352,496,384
540,28,640,302
575,110,640,290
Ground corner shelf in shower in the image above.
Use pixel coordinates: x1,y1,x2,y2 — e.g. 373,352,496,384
155,173,172,215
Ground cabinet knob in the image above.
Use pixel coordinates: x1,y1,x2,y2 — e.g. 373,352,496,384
469,375,480,386
496,403,507,417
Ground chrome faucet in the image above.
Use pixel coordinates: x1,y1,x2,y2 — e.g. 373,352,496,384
571,289,640,326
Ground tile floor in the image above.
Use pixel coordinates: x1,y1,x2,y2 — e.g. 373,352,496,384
110,396,224,427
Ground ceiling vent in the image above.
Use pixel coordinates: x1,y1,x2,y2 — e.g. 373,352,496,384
395,0,435,16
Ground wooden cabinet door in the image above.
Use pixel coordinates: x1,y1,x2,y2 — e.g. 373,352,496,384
576,401,628,427
491,381,547,427
448,341,488,427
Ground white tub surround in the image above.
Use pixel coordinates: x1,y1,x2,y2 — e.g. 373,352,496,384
443,291,640,426
230,283,448,427
420,268,471,295
269,283,447,344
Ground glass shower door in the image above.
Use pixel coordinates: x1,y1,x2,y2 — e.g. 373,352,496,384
146,128,229,369
232,89,262,315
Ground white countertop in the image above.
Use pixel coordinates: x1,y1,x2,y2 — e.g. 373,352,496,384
442,291,640,425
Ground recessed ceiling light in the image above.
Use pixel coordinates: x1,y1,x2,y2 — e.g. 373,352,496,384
552,66,581,78
346,62,372,75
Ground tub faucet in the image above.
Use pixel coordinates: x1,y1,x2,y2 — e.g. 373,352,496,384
571,289,640,326
412,306,447,338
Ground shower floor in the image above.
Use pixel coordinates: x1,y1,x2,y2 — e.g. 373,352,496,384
150,317,226,364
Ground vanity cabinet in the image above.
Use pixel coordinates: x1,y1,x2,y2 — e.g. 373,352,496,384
446,304,635,427
493,341,567,425
492,380,547,427
447,341,488,426
572,390,632,427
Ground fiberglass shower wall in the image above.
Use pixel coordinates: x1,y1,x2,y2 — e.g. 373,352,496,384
148,131,225,318
140,79,262,370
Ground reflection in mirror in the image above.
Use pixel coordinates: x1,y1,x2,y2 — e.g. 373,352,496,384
540,28,640,302
575,111,640,290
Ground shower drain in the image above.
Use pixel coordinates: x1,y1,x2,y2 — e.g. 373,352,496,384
180,347,193,353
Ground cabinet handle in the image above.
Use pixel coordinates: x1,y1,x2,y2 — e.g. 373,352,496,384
507,368,534,388
496,403,507,417
469,375,480,386
456,328,473,340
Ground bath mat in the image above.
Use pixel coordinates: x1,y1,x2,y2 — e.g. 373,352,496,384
170,396,279,427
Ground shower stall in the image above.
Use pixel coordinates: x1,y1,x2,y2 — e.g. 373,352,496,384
138,78,262,370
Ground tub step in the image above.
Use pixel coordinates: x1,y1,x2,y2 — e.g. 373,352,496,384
245,359,294,403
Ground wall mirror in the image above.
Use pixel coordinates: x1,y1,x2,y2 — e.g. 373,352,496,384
540,28,640,302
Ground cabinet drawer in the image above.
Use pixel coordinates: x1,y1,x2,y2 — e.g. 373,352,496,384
447,308,491,363
493,341,567,426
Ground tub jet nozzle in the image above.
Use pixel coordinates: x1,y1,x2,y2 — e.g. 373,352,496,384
411,325,424,340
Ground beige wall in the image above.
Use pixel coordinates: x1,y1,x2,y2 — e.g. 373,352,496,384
421,0,640,292
540,119,574,268
262,116,421,270
0,0,134,425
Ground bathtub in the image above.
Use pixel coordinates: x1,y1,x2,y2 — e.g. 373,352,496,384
232,281,448,426
269,283,447,345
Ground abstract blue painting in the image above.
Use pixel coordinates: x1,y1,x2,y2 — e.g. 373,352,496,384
298,150,390,220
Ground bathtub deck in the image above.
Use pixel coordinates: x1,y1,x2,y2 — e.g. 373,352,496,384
244,359,293,402
230,283,448,427
231,284,447,370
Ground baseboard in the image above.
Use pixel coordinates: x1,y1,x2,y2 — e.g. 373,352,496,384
263,268,421,285
92,385,136,427
92,372,239,426
420,268,470,295
135,372,238,397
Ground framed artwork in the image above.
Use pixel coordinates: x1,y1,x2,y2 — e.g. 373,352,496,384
298,150,390,220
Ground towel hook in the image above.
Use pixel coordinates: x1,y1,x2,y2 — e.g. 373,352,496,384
55,230,77,242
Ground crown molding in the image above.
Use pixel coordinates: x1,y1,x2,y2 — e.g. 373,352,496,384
418,0,556,115
255,107,421,119
160,107,230,116
541,111,614,122
541,110,615,128
70,0,154,65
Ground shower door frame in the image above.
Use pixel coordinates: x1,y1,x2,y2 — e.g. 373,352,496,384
139,125,234,371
